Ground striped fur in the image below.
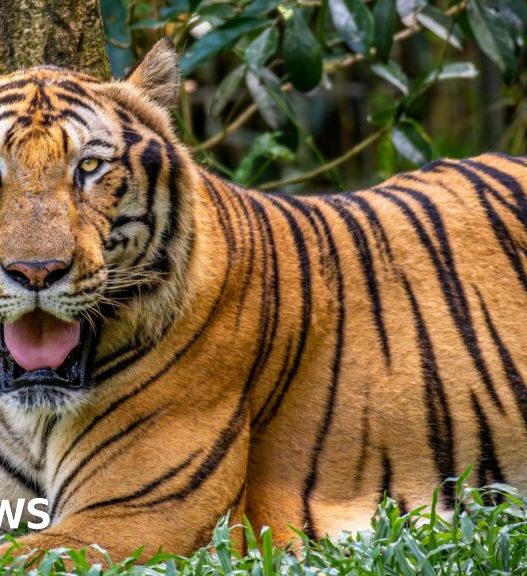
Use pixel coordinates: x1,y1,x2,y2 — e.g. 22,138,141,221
0,39,526,557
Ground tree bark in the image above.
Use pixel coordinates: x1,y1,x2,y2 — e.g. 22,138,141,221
0,0,111,79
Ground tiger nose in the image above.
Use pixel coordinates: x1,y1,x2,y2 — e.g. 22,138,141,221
2,259,71,290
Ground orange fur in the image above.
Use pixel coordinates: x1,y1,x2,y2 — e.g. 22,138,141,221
0,39,525,559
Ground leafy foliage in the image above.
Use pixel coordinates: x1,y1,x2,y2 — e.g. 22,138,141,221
5,475,527,574
100,0,526,190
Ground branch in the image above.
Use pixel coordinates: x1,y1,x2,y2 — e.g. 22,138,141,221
192,0,468,153
259,128,386,190
192,102,258,152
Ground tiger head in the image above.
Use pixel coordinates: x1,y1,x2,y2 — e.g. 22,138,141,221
0,39,196,412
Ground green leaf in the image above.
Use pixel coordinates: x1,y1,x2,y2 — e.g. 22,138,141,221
159,2,188,20
233,132,294,185
100,0,134,78
283,10,323,92
180,17,268,75
244,0,281,17
416,6,463,49
329,0,374,54
316,0,330,44
212,515,232,573
391,121,432,165
396,0,426,26
210,64,247,118
373,0,397,60
505,0,527,28
246,70,285,128
261,526,274,576
377,133,397,178
424,62,478,84
371,61,409,94
130,18,165,30
467,0,517,80
243,515,259,551
460,513,475,544
197,3,237,23
245,27,278,71
370,106,397,127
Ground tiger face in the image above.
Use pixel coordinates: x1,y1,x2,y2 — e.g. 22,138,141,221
0,39,191,412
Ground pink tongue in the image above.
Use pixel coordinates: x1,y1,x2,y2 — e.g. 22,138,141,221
4,310,81,372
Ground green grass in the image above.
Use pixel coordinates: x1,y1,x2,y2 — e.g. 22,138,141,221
2,470,527,575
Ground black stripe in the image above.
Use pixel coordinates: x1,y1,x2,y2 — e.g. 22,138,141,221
116,109,132,123
233,195,274,394
141,139,162,214
60,127,69,154
470,391,505,486
107,92,168,136
28,86,53,111
354,401,371,491
114,177,129,199
77,449,202,512
403,274,455,505
191,479,247,550
219,183,252,321
55,92,95,113
125,141,182,284
462,159,527,229
235,192,257,317
251,193,320,429
438,161,527,293
373,185,504,411
39,415,59,472
86,138,113,149
201,173,238,256
242,195,280,391
341,193,395,264
58,429,139,512
0,79,31,93
0,93,25,106
324,195,391,365
60,109,88,127
475,288,527,428
163,141,181,239
110,215,146,229
55,80,91,98
125,405,248,508
0,451,43,497
253,194,312,429
486,152,527,168
51,407,163,519
302,204,345,539
419,159,452,174
379,449,392,501
127,138,163,267
0,110,16,122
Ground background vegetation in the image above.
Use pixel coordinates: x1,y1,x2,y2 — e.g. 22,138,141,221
101,0,526,193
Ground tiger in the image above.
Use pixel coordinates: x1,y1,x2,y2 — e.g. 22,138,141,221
0,36,524,560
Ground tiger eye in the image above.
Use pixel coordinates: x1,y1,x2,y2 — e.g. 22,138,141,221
79,158,101,173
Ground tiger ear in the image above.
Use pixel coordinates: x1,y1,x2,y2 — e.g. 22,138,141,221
125,37,179,110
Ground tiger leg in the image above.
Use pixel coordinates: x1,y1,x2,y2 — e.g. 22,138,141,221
11,396,251,559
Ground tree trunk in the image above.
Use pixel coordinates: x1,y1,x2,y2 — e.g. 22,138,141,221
0,0,110,79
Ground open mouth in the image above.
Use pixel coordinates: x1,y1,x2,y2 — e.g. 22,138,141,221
0,309,94,392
